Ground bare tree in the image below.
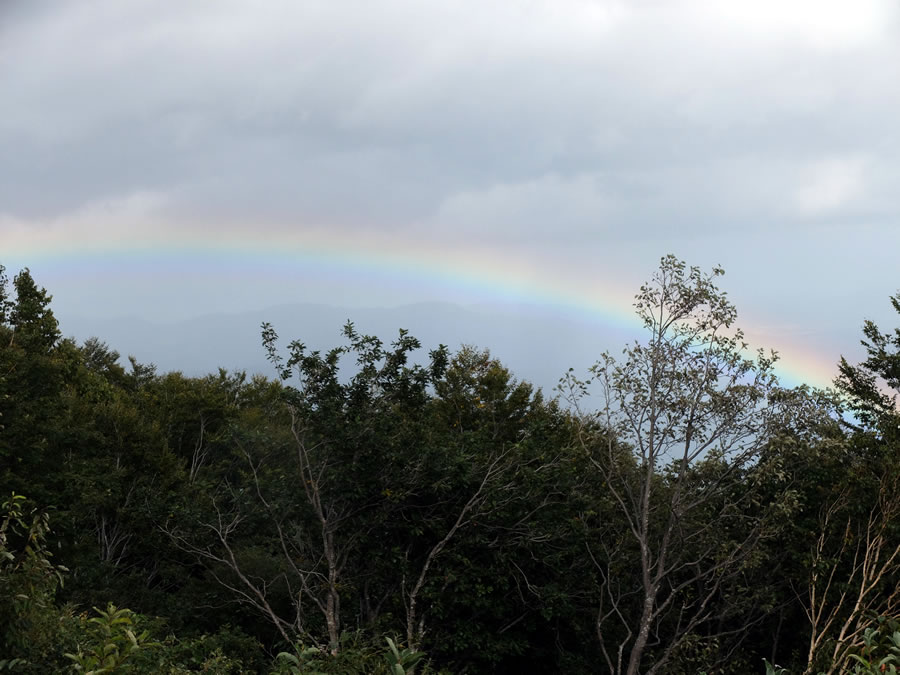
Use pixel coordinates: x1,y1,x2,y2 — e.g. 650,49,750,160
95,512,133,567
188,414,208,485
802,472,900,675
162,493,298,647
401,443,521,650
94,479,137,568
390,347,565,651
162,325,411,653
563,256,814,675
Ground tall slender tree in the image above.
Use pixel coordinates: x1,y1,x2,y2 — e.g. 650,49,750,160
564,255,820,675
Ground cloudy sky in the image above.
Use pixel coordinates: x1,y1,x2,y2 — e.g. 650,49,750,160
2,0,899,388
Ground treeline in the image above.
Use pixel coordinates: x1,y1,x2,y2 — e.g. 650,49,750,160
1,257,898,674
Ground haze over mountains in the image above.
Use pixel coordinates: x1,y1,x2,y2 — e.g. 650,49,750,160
58,302,639,394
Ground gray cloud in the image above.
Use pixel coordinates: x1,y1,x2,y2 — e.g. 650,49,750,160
4,0,899,232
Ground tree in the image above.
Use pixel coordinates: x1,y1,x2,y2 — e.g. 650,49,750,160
563,255,819,675
793,291,900,674
836,292,900,440
801,471,900,674
8,269,61,353
161,323,574,668
0,264,11,328
0,267,68,500
398,346,566,656
164,323,449,652
0,493,67,669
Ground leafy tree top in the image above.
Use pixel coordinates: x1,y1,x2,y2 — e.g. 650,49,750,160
4,268,61,353
837,293,900,439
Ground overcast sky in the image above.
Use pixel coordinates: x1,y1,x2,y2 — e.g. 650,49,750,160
2,0,899,387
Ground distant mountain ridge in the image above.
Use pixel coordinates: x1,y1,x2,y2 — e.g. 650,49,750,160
57,301,632,394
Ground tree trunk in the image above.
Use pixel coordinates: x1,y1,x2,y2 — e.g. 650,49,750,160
626,590,657,675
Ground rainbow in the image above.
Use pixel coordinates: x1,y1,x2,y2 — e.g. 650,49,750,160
2,220,839,389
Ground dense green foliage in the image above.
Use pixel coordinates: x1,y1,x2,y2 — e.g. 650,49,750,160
0,259,897,673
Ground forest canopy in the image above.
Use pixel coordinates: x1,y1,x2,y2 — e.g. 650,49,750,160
1,257,898,674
